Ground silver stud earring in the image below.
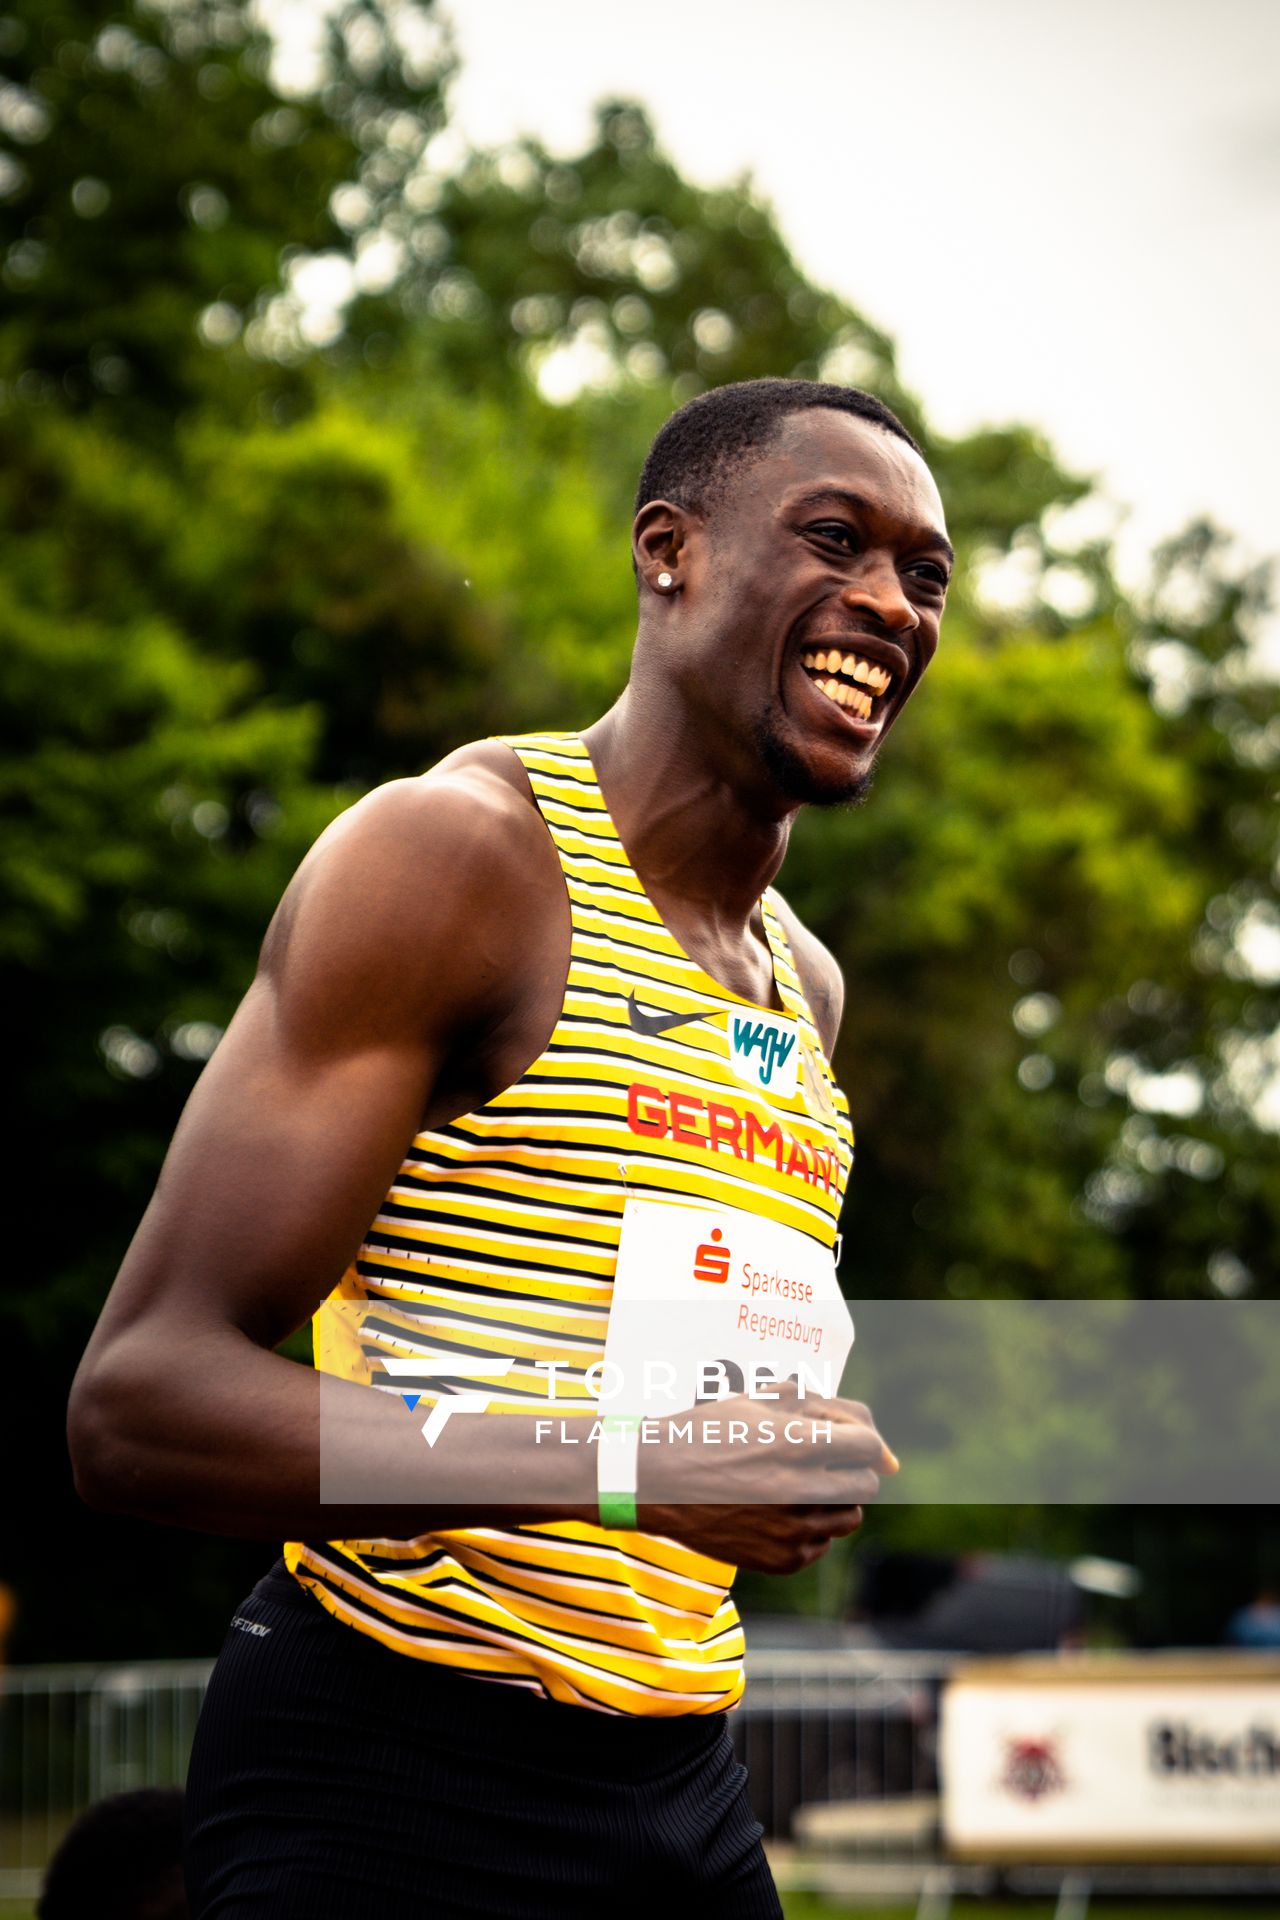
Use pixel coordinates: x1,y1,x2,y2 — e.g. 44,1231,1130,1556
657,571,674,590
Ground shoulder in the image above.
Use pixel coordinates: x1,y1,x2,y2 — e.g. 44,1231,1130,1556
259,740,561,1028
769,890,845,1057
317,739,544,859
280,740,552,919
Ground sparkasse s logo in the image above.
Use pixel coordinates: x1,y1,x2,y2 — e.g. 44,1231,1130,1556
692,1227,731,1284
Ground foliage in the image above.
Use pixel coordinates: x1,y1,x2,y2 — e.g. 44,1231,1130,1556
1,0,1276,1659
0,0,449,425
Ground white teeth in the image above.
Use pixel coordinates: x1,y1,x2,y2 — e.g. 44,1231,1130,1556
802,649,895,691
811,676,876,720
801,648,894,721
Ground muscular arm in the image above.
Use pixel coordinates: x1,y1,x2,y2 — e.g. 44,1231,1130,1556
67,750,595,1540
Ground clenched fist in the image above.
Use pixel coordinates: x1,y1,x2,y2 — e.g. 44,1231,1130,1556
634,1384,897,1573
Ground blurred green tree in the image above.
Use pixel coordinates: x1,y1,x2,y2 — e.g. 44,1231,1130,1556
0,0,448,425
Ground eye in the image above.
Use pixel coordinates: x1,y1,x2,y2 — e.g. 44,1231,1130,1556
809,521,858,550
908,560,951,590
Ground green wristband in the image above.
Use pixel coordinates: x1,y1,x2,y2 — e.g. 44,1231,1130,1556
597,1413,643,1531
598,1486,639,1530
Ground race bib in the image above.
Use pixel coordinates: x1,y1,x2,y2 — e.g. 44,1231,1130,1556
601,1197,854,1418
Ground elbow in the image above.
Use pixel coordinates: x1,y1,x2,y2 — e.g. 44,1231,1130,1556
67,1348,156,1517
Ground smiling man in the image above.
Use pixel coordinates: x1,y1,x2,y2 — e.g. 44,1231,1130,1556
69,378,946,1918
626,382,950,823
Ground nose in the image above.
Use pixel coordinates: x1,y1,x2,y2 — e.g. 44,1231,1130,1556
839,555,920,635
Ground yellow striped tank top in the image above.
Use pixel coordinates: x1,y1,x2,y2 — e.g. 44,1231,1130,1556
285,732,854,1715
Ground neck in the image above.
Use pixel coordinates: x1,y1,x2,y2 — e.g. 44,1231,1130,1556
582,682,796,935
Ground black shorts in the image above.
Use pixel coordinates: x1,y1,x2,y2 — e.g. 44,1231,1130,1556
184,1561,781,1919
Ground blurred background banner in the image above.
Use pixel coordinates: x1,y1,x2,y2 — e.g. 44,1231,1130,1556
941,1656,1280,1860
0,0,1276,1667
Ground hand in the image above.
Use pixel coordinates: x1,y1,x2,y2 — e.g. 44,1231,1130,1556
634,1384,897,1574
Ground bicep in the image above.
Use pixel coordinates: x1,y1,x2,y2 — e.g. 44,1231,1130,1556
88,772,534,1360
120,974,442,1350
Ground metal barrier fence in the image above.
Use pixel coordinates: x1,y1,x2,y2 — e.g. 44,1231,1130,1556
0,1659,213,1901
732,1648,952,1841
6,1649,1278,1912
0,1646,950,1899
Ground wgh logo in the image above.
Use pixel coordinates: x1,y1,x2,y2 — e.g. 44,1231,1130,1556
729,1014,798,1096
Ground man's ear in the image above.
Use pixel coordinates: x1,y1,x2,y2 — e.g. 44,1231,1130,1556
632,498,696,597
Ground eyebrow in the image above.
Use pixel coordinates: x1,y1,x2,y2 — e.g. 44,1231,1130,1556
792,487,956,572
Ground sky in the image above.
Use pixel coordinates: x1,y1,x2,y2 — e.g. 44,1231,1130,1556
438,0,1279,603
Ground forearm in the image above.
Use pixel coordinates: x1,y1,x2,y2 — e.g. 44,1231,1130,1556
69,1327,599,1540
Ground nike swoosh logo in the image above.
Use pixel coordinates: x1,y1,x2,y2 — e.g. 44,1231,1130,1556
626,993,715,1038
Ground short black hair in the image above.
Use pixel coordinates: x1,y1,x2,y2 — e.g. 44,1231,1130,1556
39,1788,186,1920
634,378,920,520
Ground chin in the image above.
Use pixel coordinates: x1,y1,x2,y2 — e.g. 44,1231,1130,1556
753,713,877,809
